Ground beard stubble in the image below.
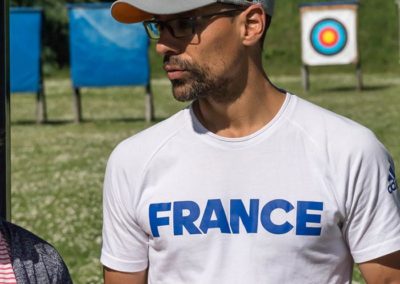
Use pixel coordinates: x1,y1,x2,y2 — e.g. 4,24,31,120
165,56,238,103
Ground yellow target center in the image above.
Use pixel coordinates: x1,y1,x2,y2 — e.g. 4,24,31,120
322,30,337,45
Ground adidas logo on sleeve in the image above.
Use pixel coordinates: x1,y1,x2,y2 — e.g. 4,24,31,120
388,164,398,194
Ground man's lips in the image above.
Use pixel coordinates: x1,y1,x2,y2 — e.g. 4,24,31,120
167,70,187,80
164,65,188,80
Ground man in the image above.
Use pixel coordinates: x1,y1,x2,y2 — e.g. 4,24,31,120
0,219,72,283
101,0,400,283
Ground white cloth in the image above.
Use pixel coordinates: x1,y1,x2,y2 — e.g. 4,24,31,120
101,94,400,284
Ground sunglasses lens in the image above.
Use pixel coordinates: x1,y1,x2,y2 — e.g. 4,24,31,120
169,19,194,38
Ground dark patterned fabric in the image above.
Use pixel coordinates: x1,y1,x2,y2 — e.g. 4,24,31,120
0,220,72,284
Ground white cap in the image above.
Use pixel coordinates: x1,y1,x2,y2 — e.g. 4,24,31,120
111,0,274,23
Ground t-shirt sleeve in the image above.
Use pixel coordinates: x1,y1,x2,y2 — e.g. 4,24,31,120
342,134,400,263
100,147,149,272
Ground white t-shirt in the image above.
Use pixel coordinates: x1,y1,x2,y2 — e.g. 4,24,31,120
101,94,400,284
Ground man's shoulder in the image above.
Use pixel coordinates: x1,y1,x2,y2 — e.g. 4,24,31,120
109,108,189,166
289,95,384,156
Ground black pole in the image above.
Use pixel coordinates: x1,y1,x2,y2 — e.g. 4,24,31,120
0,0,11,220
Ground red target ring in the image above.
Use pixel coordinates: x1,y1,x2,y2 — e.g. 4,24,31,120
318,27,339,47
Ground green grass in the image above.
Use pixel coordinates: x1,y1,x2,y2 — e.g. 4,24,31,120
10,73,400,283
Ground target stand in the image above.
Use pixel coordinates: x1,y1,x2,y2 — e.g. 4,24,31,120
299,1,362,91
396,0,400,64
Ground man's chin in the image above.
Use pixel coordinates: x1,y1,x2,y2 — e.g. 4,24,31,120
170,78,209,102
170,80,194,102
172,89,195,102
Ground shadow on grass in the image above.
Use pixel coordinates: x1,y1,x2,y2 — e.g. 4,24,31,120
319,84,393,93
83,116,171,124
11,116,169,126
11,119,72,126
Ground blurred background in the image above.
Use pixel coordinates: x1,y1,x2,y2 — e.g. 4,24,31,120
7,0,400,283
9,0,400,76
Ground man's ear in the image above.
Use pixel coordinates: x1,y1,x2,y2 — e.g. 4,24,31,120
240,4,266,47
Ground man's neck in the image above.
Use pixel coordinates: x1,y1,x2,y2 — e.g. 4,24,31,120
194,71,286,138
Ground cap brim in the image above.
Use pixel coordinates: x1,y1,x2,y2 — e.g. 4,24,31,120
111,2,152,23
111,0,217,23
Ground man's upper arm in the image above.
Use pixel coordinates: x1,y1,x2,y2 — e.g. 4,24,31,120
358,251,400,283
104,266,148,284
341,136,400,263
101,145,149,273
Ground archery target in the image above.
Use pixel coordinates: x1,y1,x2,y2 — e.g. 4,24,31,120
310,19,347,56
300,6,358,66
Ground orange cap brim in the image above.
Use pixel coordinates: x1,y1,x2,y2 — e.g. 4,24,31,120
111,2,153,23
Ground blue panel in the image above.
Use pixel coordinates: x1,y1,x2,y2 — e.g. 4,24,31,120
10,9,42,93
68,4,150,88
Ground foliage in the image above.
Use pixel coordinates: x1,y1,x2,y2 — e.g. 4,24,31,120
10,73,400,283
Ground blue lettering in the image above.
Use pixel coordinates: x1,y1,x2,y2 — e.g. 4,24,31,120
173,201,202,235
149,203,171,237
200,199,231,234
149,199,324,237
230,199,259,234
260,199,294,234
296,201,323,236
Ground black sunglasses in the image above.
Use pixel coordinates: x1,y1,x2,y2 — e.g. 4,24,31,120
143,9,244,40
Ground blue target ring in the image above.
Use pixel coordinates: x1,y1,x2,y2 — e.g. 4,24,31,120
310,18,348,56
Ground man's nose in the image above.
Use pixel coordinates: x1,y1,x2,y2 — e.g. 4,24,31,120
155,28,182,56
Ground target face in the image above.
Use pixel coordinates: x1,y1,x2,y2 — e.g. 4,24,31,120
310,18,347,56
300,5,358,66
